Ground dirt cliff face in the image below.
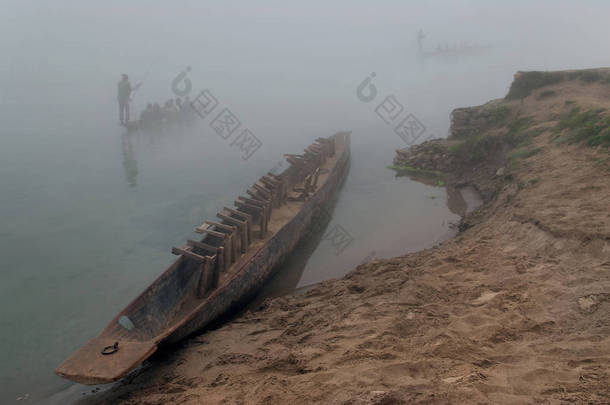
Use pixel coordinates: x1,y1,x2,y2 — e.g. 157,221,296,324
86,70,610,405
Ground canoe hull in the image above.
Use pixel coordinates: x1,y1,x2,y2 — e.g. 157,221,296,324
56,132,351,384
166,133,350,344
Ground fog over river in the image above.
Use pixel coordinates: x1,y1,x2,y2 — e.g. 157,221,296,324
1,1,610,402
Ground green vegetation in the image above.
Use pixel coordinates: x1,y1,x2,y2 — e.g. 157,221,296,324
554,107,610,147
506,70,610,100
448,143,462,154
457,134,498,162
387,165,442,177
454,127,481,139
504,117,549,149
508,117,534,132
528,178,540,186
449,115,539,162
505,71,563,100
566,70,610,84
537,90,556,99
428,142,445,154
509,146,543,160
449,109,550,163
592,157,610,173
437,180,445,186
581,185,602,192
489,105,511,125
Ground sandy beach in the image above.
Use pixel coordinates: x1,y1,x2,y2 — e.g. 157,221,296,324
83,70,610,404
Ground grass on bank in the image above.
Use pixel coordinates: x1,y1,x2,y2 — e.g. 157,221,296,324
537,90,557,100
505,72,563,100
505,70,610,100
449,114,546,162
553,107,610,147
387,165,443,177
509,146,543,160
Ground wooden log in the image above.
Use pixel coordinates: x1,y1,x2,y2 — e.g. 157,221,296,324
205,221,236,265
304,149,324,166
246,189,271,209
239,195,266,207
316,137,335,155
194,226,228,270
194,225,226,239
310,143,324,152
228,227,238,261
217,212,247,254
287,193,306,201
262,175,281,186
171,246,206,263
259,177,281,208
223,207,252,246
277,176,288,205
305,174,314,193
313,167,321,189
266,172,283,181
245,191,271,227
284,153,305,159
235,200,269,235
197,261,208,298
293,174,313,193
240,194,269,223
265,174,286,205
234,200,266,238
216,246,225,272
237,195,271,233
253,183,272,200
286,156,308,169
197,255,218,298
204,221,234,232
186,239,219,253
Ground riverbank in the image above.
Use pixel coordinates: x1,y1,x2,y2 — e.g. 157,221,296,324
82,69,610,404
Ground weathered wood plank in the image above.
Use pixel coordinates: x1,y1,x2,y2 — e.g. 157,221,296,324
223,207,252,245
234,200,266,238
171,247,206,263
204,221,234,232
194,225,227,239
217,212,248,253
186,240,219,253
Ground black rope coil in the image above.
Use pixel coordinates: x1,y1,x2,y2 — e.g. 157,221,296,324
101,341,119,355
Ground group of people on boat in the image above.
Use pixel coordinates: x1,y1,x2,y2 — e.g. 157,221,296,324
138,97,194,127
117,73,196,129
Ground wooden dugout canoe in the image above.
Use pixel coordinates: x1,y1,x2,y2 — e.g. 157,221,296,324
56,131,351,384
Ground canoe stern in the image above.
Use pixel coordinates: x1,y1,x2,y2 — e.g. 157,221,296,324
55,338,157,385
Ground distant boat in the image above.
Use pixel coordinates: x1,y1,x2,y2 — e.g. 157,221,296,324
121,115,193,133
122,105,199,133
419,43,492,59
56,131,351,384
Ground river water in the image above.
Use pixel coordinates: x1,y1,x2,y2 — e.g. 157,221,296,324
3,1,610,403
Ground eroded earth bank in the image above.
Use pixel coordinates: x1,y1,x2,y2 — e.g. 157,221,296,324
86,69,610,404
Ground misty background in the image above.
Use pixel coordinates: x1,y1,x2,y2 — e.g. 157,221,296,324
1,0,610,403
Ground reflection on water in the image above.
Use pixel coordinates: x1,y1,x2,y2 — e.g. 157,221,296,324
121,134,138,188
391,170,483,218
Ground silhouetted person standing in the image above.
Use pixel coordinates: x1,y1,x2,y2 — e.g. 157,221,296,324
118,74,132,125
